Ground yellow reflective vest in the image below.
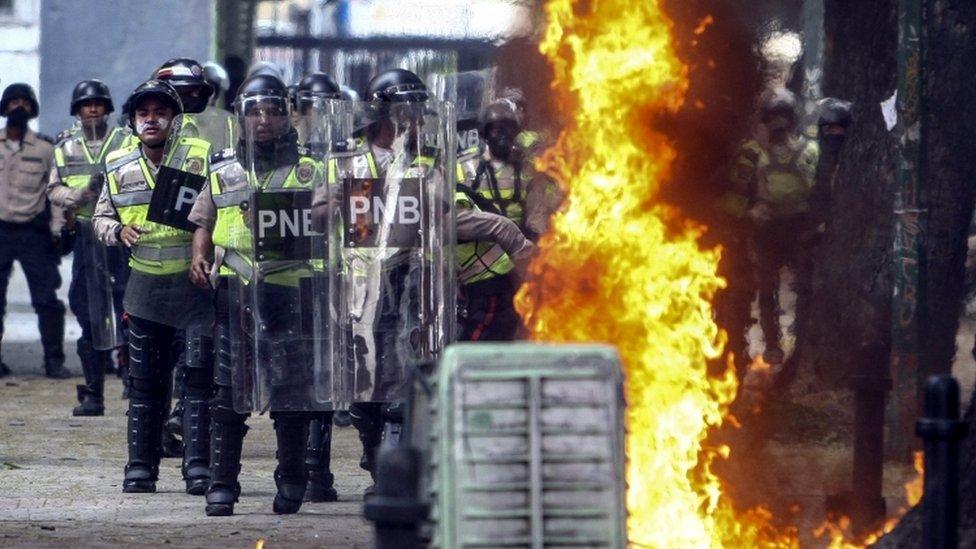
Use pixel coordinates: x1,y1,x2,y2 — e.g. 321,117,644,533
104,138,210,275
53,126,128,218
721,137,820,219
455,189,514,286
210,148,325,285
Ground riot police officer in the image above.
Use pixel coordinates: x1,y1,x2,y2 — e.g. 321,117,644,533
152,57,234,468
187,73,326,516
0,83,69,379
293,70,342,503
722,88,819,366
464,99,554,242
328,69,473,497
203,62,230,109
92,79,212,493
47,79,130,414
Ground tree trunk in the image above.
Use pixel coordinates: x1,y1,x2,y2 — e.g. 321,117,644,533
874,0,976,545
789,0,976,544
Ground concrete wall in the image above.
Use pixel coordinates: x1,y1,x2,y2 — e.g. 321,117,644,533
39,0,214,135
0,0,41,131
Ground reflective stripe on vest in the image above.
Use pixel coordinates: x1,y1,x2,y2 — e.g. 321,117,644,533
455,191,514,285
132,244,193,261
211,190,250,208
105,142,206,275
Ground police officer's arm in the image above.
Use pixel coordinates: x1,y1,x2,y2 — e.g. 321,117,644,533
45,160,95,209
92,182,124,246
457,208,538,273
523,171,561,241
187,180,217,288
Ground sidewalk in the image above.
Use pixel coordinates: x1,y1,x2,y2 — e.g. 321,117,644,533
0,259,373,548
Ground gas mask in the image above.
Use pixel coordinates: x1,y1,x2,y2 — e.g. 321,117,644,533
6,106,30,129
820,134,846,156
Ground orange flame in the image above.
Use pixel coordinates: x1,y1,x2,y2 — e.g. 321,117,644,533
521,0,922,547
518,0,794,545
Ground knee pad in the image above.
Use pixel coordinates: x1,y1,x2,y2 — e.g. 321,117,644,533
128,375,168,402
211,386,246,425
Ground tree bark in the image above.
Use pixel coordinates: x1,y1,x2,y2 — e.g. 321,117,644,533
874,0,976,545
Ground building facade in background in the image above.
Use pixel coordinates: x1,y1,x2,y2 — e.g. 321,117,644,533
37,0,214,135
0,0,41,131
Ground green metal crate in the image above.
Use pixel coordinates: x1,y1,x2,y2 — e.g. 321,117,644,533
411,343,627,549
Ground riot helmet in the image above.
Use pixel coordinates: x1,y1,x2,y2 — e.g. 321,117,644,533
1,83,40,118
247,61,284,81
296,72,341,114
153,58,213,113
203,62,230,107
365,69,429,103
125,79,183,146
818,97,853,155
70,79,114,116
481,100,521,160
235,73,292,144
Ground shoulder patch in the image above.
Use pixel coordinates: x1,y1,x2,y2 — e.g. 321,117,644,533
210,147,234,164
185,157,205,175
296,162,314,183
55,129,75,145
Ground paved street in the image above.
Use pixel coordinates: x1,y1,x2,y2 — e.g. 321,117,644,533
0,257,373,548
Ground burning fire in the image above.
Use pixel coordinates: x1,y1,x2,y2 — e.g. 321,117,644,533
516,0,788,545
517,0,920,547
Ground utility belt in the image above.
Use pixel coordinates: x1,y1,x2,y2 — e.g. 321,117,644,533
0,208,52,232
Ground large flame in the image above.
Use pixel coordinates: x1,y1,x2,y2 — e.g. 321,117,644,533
516,0,789,545
517,0,918,547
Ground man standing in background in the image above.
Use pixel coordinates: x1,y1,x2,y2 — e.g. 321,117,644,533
0,83,69,379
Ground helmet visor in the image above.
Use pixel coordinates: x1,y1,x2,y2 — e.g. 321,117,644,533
237,94,291,142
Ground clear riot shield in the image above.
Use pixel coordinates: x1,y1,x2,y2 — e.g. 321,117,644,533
232,95,337,413
327,100,456,409
431,68,496,161
149,113,237,231
80,219,125,350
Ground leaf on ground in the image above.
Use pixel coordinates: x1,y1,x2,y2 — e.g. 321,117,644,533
1,462,24,470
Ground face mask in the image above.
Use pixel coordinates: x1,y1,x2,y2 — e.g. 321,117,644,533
820,134,846,156
181,95,208,114
487,134,515,160
6,106,30,129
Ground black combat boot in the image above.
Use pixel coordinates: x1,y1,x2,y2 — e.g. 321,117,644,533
205,419,246,516
272,415,310,514
305,415,338,502
123,401,164,493
182,398,211,495
73,343,106,416
351,404,383,500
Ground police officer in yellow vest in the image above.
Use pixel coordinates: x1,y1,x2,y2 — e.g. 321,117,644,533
92,79,212,493
292,70,343,504
187,73,325,516
463,99,556,242
152,57,236,462
721,88,819,366
455,185,536,341
326,68,440,499
47,79,131,415
0,83,69,379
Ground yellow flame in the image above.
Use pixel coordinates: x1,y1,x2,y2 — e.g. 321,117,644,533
517,0,794,545
255,540,265,549
520,1,923,547
906,450,924,506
